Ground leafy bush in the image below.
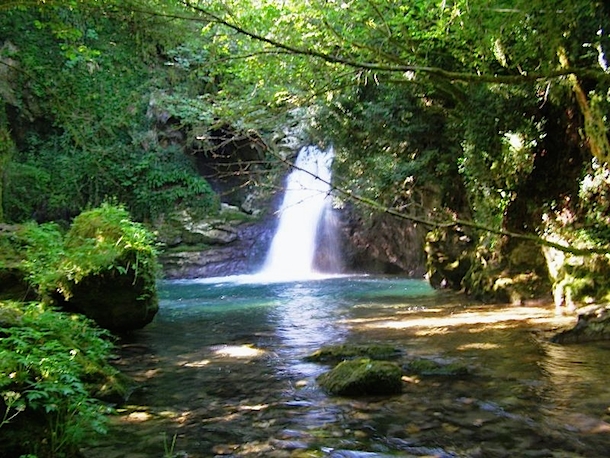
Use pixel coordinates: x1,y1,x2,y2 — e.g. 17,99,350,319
16,222,66,297
59,203,159,296
0,7,219,224
0,301,122,457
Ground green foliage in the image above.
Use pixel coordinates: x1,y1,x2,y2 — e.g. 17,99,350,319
17,222,66,295
3,162,52,224
0,124,14,223
317,81,463,214
457,84,539,228
578,161,610,246
0,301,120,457
61,203,158,287
4,203,159,309
0,4,219,223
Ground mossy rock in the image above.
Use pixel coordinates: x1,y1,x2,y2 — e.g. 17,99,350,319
403,358,470,377
552,305,610,343
54,204,159,331
317,358,403,396
305,343,401,363
56,266,158,331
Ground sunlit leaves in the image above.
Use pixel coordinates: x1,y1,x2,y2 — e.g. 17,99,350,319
0,301,117,455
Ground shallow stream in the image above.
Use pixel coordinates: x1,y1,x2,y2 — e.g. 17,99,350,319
84,276,610,457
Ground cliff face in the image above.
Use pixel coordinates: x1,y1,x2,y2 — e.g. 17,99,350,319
158,200,428,279
338,208,428,277
159,216,276,279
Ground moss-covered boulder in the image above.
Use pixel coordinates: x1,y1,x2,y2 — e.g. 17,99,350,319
403,357,470,377
317,358,403,396
0,205,159,331
305,344,401,363
52,204,159,331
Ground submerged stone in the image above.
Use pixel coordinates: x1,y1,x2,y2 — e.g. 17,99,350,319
305,344,401,363
403,358,470,377
317,358,403,396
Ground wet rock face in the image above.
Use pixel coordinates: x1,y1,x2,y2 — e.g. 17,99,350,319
160,219,275,278
340,209,428,277
317,358,403,396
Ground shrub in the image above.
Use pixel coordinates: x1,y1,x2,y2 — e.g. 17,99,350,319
0,301,123,457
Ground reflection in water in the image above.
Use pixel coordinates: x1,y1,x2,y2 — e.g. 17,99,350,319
539,341,610,433
84,276,610,458
273,282,344,352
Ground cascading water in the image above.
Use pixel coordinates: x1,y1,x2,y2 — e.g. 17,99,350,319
260,145,336,280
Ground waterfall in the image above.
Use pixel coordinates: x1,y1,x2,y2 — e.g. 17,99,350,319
260,145,337,280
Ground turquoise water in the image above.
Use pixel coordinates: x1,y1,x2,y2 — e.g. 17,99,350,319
85,276,610,458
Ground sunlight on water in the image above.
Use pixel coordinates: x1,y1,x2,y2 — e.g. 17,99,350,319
86,276,610,458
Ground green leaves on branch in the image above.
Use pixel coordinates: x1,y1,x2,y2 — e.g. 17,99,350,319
0,301,119,457
1,4,219,223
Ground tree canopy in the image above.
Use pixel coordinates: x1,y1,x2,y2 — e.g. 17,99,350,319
1,0,609,300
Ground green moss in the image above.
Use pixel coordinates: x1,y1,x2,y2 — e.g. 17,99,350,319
305,344,401,363
317,358,403,396
404,358,470,377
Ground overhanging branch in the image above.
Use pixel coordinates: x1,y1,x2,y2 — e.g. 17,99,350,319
275,153,609,257
179,1,609,85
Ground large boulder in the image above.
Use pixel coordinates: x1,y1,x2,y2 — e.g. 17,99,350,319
317,358,403,396
52,205,159,331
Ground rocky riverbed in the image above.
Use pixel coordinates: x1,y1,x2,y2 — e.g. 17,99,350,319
83,277,610,458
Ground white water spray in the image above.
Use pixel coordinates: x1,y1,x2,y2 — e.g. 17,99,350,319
260,145,335,280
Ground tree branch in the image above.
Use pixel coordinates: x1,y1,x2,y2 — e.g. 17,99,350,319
179,1,609,85
274,152,609,256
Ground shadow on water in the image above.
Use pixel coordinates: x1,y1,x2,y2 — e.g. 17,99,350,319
83,276,610,458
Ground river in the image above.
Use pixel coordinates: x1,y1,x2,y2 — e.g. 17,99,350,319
83,275,610,458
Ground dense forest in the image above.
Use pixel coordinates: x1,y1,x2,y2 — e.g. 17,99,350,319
1,0,610,456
